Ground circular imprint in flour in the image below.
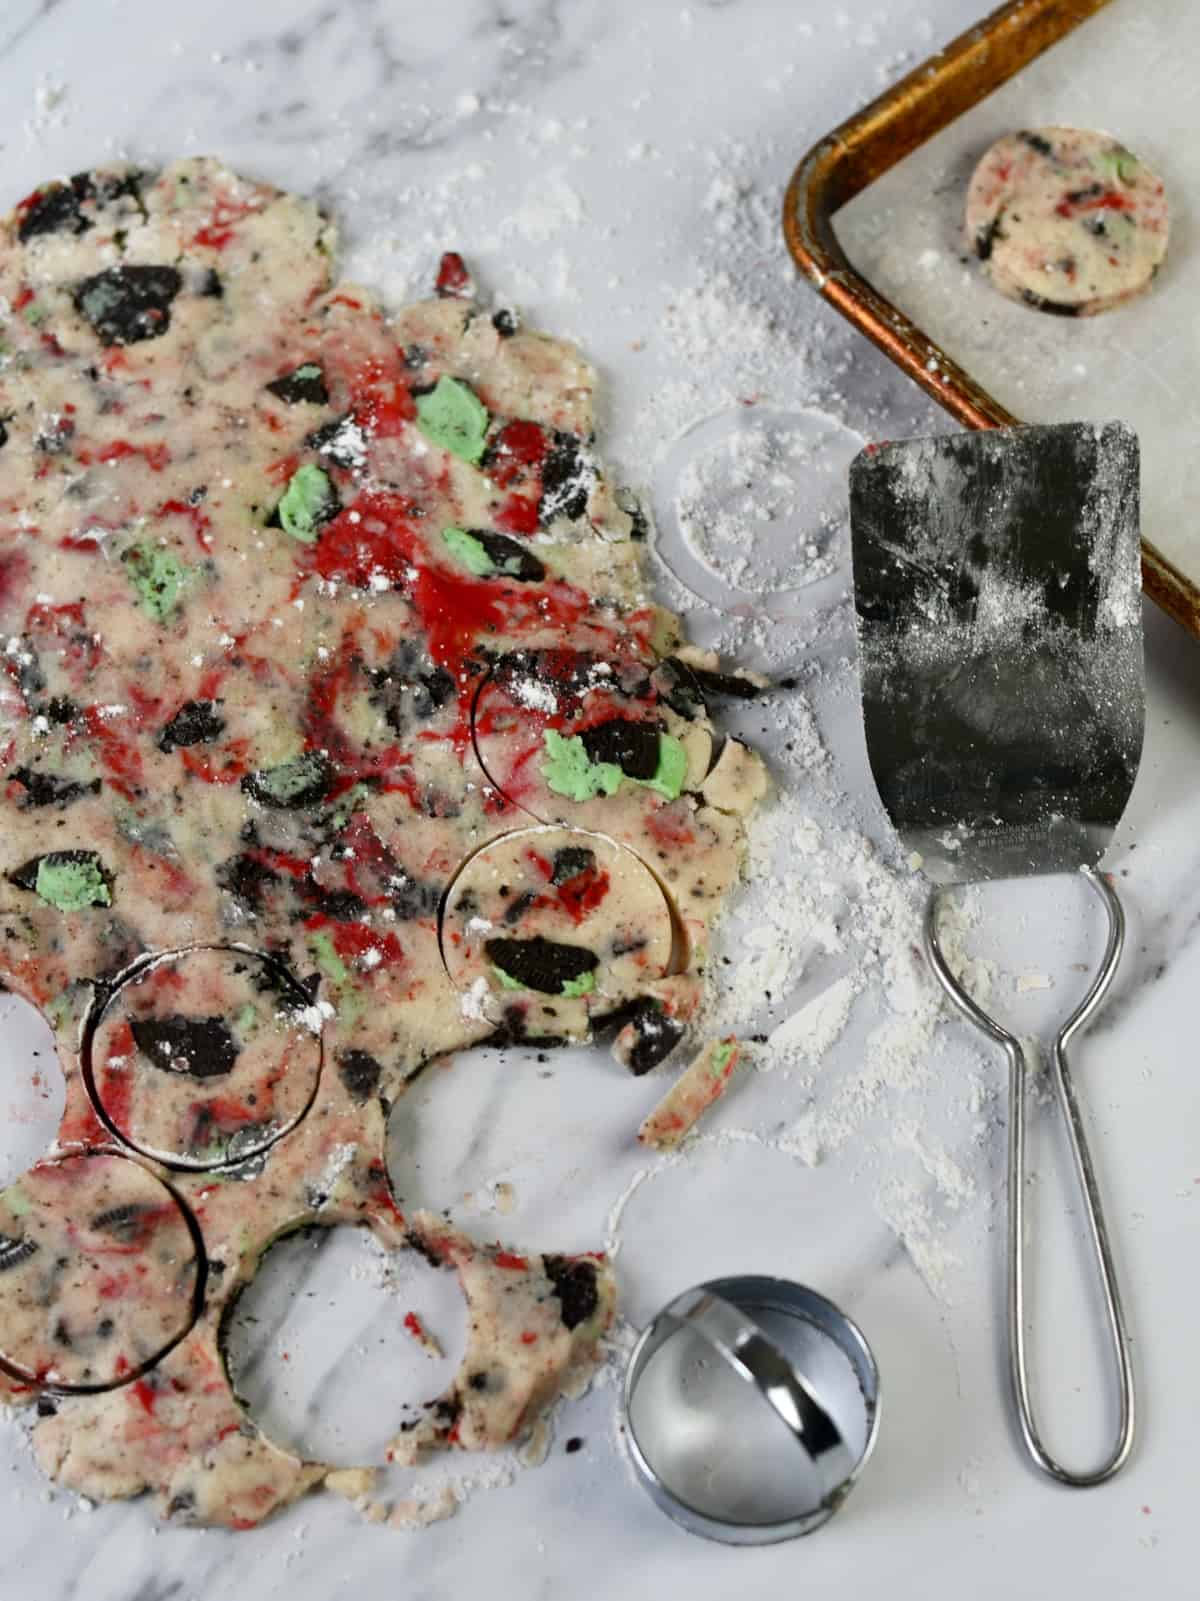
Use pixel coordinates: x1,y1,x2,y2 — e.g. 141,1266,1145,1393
0,1151,201,1389
87,946,324,1170
440,826,675,1038
471,647,712,834
651,407,865,616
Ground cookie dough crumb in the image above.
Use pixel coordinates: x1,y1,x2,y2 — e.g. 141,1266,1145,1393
518,1417,552,1468
701,737,769,816
402,1311,444,1358
388,1485,459,1529
325,1467,376,1501
638,1037,742,1149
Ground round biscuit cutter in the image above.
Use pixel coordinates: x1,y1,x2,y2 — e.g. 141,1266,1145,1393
622,1276,879,1543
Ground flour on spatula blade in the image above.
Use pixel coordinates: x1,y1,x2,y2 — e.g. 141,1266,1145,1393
849,421,1143,883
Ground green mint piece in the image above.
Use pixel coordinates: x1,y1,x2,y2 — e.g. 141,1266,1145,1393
328,780,371,830
335,986,366,1029
23,302,48,326
234,1003,258,1036
35,855,111,910
492,963,525,991
540,730,689,804
710,1040,736,1077
443,525,495,576
415,376,490,465
2,1184,31,1216
1099,147,1140,186
123,541,192,621
278,463,336,542
244,751,332,809
638,734,688,801
561,970,596,997
541,729,623,801
310,931,348,987
44,992,76,1030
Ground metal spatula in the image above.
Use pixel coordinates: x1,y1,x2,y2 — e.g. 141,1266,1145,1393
849,421,1144,1488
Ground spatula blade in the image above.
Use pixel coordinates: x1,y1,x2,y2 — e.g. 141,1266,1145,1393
849,422,1143,883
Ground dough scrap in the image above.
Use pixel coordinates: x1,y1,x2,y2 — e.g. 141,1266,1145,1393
638,1037,742,1150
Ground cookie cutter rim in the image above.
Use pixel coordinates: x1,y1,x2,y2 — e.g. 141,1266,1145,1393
621,1275,880,1545
80,942,325,1173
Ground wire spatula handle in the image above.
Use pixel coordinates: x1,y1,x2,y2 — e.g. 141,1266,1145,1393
924,865,1135,1487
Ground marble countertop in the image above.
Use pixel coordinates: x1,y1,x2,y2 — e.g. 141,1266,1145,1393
1,0,1199,1596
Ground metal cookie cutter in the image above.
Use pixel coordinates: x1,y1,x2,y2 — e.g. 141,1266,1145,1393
621,1276,879,1544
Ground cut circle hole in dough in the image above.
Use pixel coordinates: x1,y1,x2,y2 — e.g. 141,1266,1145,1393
0,993,64,1192
85,946,324,1170
0,1151,203,1389
223,1223,467,1468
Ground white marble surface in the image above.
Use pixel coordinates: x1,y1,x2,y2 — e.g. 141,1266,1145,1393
0,0,1199,1596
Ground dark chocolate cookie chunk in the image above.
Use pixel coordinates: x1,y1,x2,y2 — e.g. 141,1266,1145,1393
538,430,593,524
73,265,183,345
550,845,596,886
18,174,95,241
303,413,366,469
8,767,100,809
542,1255,599,1330
484,935,599,994
0,1233,39,1273
265,364,329,406
472,529,545,583
129,1015,240,1080
601,996,684,1075
158,699,226,753
337,1049,383,1103
579,718,662,779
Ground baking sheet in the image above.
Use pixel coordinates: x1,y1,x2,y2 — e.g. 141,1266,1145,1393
834,0,1198,591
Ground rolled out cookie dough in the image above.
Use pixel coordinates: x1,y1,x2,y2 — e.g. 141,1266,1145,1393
0,156,768,1527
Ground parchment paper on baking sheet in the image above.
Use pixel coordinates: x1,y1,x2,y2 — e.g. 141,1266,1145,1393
834,0,1199,590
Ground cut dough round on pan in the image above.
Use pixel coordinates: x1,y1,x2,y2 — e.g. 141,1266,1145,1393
440,826,675,1037
965,127,1168,315
0,1153,199,1388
